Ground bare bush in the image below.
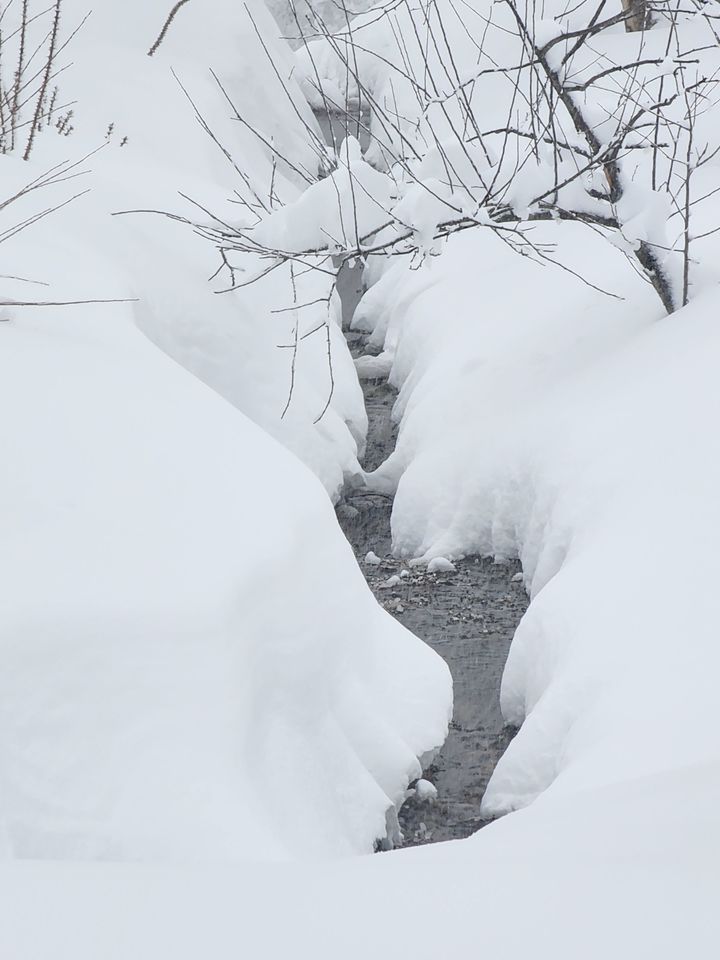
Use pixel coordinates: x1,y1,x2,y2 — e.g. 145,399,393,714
0,0,88,159
164,0,720,318
0,147,139,310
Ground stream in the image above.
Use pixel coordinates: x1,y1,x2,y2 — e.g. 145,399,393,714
334,262,528,847
317,107,528,847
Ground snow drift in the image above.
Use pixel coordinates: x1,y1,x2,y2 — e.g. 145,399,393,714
319,0,720,821
0,294,450,861
3,0,720,955
357,220,720,819
13,0,370,498
3,758,719,958
0,0,451,861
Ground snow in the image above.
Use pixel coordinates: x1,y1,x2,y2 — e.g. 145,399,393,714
0,0,452,862
4,0,720,954
328,0,720,828
8,0,370,500
0,279,451,863
378,574,403,589
261,4,720,951
426,557,457,574
355,351,393,379
252,136,395,254
2,760,720,957
413,779,438,801
266,0,379,48
356,210,720,820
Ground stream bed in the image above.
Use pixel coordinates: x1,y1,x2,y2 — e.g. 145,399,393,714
335,262,528,846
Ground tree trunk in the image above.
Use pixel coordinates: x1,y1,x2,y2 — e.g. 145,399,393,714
621,0,652,32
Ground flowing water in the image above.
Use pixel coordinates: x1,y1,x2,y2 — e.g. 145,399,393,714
335,260,528,846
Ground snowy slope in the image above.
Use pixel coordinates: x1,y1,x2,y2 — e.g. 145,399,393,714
2,759,719,958
0,232,451,862
3,0,720,954
0,1,451,861
288,0,720,818
4,0,368,498
261,0,720,929
358,224,720,819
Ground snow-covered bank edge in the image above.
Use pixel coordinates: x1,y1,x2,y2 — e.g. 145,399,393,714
4,757,719,959
0,0,452,863
352,221,720,825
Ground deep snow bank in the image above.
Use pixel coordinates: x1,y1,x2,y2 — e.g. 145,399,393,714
17,0,369,498
291,0,720,823
0,0,451,861
358,220,720,817
3,758,719,958
0,238,450,863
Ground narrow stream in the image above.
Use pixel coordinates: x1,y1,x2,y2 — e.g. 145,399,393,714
317,108,528,846
334,263,528,846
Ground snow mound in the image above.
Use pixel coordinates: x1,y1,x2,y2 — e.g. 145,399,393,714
0,294,451,862
22,0,369,500
413,779,438,802
0,0,452,863
357,212,720,822
355,352,394,380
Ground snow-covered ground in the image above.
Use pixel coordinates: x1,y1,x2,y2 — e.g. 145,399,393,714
3,0,720,955
0,295,450,861
358,221,720,822
3,759,719,957
6,0,370,498
0,0,451,863
298,0,720,825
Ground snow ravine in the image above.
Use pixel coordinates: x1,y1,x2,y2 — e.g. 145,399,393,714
334,258,528,846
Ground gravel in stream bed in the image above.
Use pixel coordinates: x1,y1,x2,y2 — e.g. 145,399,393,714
336,395,527,846
334,257,528,848
336,518,528,846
